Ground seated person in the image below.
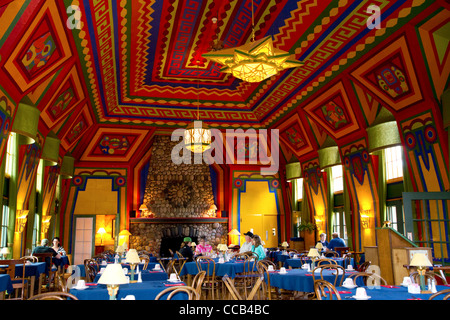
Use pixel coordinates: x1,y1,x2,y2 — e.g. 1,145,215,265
51,237,66,256
316,233,328,251
32,239,61,275
251,234,266,260
239,231,254,253
195,236,212,255
326,233,346,252
179,237,194,262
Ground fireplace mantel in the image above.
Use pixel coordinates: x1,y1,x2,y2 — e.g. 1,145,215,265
130,217,228,224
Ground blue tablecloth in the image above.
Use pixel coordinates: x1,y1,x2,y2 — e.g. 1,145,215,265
94,269,168,282
179,259,257,278
0,262,47,278
265,268,350,292
53,256,70,269
76,262,151,278
335,285,449,300
285,257,355,269
69,280,188,300
0,274,13,294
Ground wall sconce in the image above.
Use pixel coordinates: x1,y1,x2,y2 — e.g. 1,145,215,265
15,210,29,233
315,216,325,231
360,210,370,229
41,215,52,235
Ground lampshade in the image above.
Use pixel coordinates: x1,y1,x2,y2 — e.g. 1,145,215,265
116,245,124,253
97,227,106,235
119,229,132,236
315,242,323,250
11,97,40,145
97,264,128,285
367,121,401,154
59,153,75,179
139,204,148,211
1,247,10,254
307,248,320,258
410,253,432,267
281,241,289,247
190,242,196,247
285,161,301,181
184,120,212,153
228,229,241,236
125,249,141,264
203,35,303,83
41,131,60,166
318,146,341,170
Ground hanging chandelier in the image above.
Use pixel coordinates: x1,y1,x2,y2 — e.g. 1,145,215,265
184,76,212,153
202,1,303,83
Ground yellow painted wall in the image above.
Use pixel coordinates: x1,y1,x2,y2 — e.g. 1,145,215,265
240,181,278,247
74,179,118,215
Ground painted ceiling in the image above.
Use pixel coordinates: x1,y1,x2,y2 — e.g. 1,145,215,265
0,0,449,164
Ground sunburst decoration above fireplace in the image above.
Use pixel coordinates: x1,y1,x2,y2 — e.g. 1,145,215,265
163,181,193,208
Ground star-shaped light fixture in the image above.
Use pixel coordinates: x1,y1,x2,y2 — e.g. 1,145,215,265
202,35,303,83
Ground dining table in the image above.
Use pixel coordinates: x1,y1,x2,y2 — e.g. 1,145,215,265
0,274,13,299
334,284,450,300
76,262,152,278
265,268,352,293
284,257,355,269
0,262,47,297
93,269,168,282
69,279,189,300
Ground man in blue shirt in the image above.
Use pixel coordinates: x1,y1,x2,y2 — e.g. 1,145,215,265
326,233,346,252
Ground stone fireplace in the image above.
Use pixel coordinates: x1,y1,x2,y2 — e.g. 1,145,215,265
130,135,227,256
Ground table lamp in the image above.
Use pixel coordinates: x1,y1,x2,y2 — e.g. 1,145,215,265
125,249,141,282
307,248,320,269
217,243,228,253
315,242,323,251
97,227,106,245
190,242,196,248
1,247,10,259
98,264,129,300
281,241,289,249
410,253,433,291
116,245,125,262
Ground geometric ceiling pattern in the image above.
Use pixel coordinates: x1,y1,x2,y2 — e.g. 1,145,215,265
0,0,448,164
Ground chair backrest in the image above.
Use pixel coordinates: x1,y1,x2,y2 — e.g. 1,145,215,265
334,247,349,257
2,259,26,279
316,258,338,267
358,261,371,272
28,291,79,300
33,253,54,273
314,279,341,300
20,256,38,263
353,272,387,286
195,256,215,277
139,256,150,270
324,251,339,258
429,288,450,300
192,270,206,296
154,286,199,300
410,271,447,285
312,265,346,286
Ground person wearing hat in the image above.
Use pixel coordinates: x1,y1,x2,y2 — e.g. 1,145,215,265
179,237,194,262
239,231,254,253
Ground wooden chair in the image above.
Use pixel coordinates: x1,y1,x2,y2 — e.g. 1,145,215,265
20,256,38,263
222,275,264,300
232,253,259,298
312,265,346,287
195,256,218,300
316,258,338,267
33,252,57,291
256,260,279,300
357,260,371,272
83,259,98,282
192,270,206,298
353,272,387,286
155,286,200,300
2,259,28,299
409,271,448,286
314,280,341,300
28,291,78,300
324,251,339,258
429,289,450,300
334,247,350,257
139,255,150,270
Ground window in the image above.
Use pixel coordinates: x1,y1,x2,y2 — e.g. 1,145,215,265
32,213,40,250
5,132,15,178
1,205,9,247
295,178,303,201
331,165,343,193
385,146,403,181
332,208,348,244
386,200,405,235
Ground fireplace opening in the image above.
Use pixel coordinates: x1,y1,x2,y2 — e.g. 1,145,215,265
159,236,198,258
